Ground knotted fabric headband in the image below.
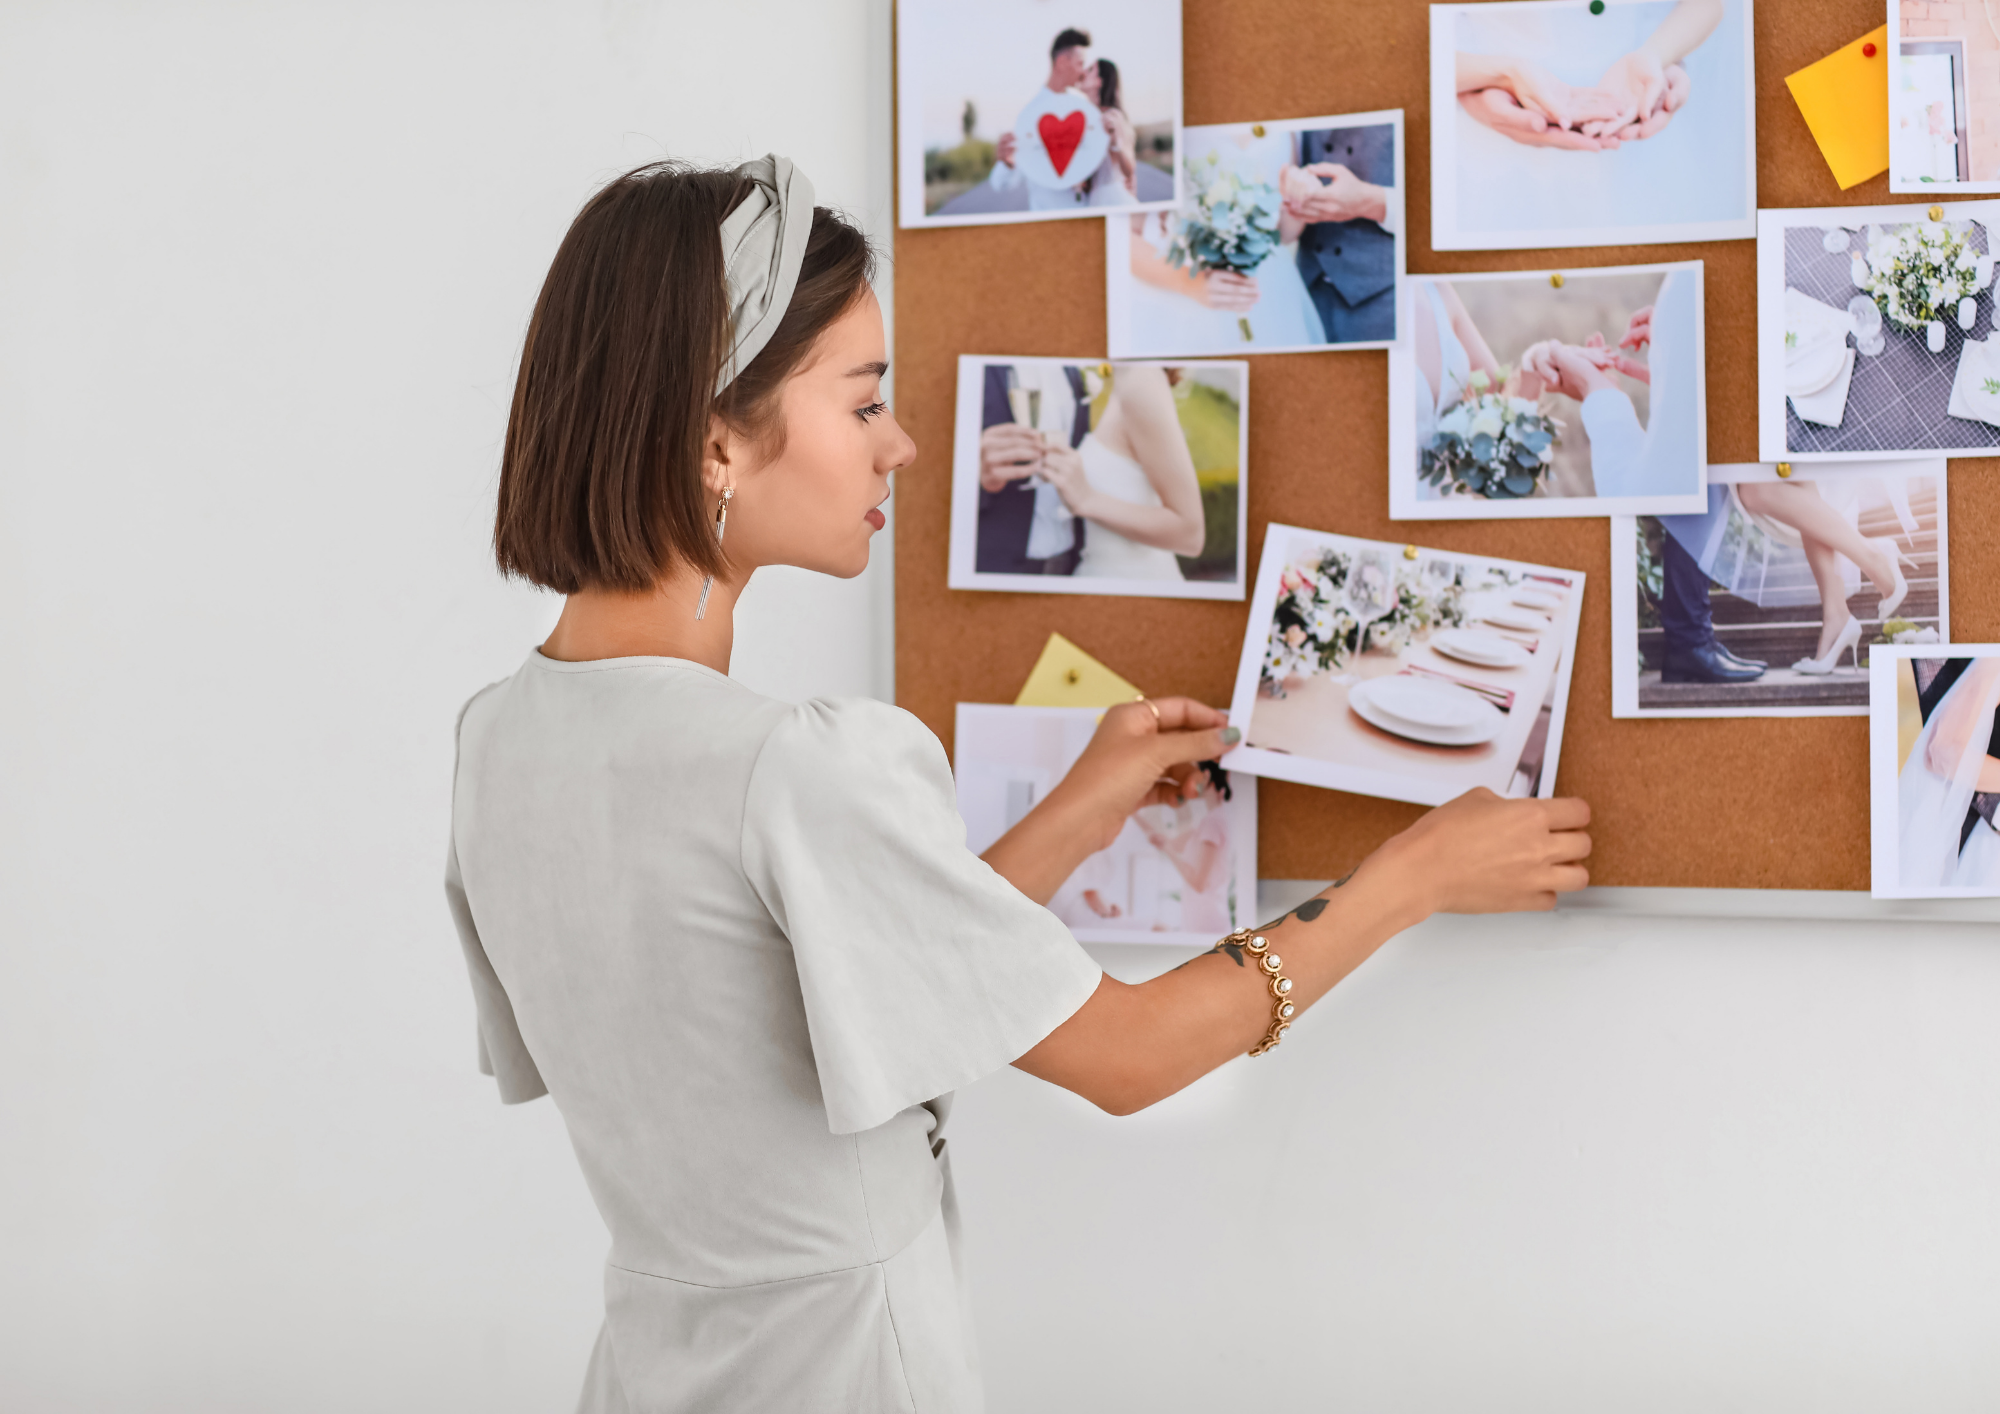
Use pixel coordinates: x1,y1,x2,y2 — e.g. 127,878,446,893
715,153,815,394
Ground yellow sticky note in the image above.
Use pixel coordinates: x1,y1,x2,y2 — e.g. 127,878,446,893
1013,633,1141,708
1785,25,1889,190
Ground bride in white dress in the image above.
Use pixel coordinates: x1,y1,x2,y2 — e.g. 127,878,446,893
1075,59,1139,208
1036,363,1204,581
1123,125,1326,352
1900,657,2000,891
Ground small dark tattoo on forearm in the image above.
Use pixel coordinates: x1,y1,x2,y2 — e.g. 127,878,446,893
1172,870,1358,972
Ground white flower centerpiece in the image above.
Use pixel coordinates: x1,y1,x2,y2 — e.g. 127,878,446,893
1261,550,1467,692
1419,370,1563,500
1167,149,1282,342
1861,217,1987,352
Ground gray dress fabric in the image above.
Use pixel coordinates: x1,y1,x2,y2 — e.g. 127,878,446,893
444,651,1102,1413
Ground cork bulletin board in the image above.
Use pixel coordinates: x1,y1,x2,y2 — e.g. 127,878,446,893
892,0,2000,890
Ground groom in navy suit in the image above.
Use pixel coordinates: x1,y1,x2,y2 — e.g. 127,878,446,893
974,363,1090,575
1289,123,1398,344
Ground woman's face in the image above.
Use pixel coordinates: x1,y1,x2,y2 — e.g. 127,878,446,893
718,288,913,580
1076,62,1103,105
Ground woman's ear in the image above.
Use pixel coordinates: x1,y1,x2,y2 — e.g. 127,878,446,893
700,414,738,496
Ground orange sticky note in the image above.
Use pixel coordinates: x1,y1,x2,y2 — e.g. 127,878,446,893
1785,25,1890,190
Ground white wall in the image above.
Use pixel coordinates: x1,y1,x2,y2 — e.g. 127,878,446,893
0,4,892,1410
8,5,2000,1414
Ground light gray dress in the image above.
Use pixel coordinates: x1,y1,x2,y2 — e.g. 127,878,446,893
444,651,1102,1413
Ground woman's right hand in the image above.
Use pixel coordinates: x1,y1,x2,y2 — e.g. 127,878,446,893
1194,269,1259,311
1373,787,1591,915
978,423,1044,492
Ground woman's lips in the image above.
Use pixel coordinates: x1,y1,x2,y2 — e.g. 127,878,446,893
864,507,886,531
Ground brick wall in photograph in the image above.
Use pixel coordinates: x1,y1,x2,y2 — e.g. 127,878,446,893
1903,0,2000,180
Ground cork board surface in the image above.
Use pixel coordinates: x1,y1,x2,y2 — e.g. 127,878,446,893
893,0,2000,890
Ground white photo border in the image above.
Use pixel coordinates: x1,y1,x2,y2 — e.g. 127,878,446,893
895,0,1184,230
1104,108,1407,358
1218,520,1587,806
1609,459,1951,719
1887,11,1994,195
946,353,1250,600
1387,260,1709,520
1427,0,1758,251
1870,643,2000,899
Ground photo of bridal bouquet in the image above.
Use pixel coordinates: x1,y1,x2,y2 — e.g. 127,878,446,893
1418,375,1562,500
1861,218,1986,334
1166,149,1281,342
1261,549,1466,689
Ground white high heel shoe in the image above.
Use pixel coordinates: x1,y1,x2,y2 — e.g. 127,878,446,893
1794,615,1862,675
1868,535,1913,620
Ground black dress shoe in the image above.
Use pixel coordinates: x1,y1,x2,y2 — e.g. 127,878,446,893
1661,641,1765,683
1717,644,1768,671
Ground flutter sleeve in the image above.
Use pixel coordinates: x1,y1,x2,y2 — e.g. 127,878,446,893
741,698,1103,1135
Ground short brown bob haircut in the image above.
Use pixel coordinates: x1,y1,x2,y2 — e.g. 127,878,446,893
494,161,876,594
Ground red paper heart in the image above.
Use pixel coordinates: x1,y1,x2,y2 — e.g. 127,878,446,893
1038,110,1087,177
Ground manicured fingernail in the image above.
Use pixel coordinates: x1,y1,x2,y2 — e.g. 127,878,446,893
1221,727,1241,745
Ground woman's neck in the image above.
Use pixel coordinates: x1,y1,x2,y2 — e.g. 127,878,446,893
539,568,746,674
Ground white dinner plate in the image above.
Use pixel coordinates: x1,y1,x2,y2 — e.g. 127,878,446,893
1786,338,1848,396
1479,606,1548,632
1432,628,1531,669
1511,589,1562,613
1350,678,1504,747
1359,676,1487,729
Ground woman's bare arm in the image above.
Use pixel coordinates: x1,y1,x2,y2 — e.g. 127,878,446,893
1442,283,1503,386
1012,790,1592,1115
1044,364,1205,557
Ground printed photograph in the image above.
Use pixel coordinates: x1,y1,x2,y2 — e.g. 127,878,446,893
1220,523,1585,808
1387,262,1707,520
955,704,1257,945
1103,110,1405,356
948,354,1247,600
1428,0,1756,249
1757,201,2000,461
1871,645,2000,898
896,0,1181,228
1611,460,1949,718
1889,2,2000,192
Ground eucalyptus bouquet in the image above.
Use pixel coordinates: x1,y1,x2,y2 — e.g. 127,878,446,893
1261,551,1466,690
1167,149,1282,342
1861,219,1982,334
1420,373,1562,500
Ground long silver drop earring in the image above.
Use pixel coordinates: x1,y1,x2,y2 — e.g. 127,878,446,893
694,486,734,621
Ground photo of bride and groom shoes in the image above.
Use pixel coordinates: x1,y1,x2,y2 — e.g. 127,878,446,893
1613,461,1949,718
899,1,1181,227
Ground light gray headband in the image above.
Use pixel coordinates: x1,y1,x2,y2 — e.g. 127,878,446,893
715,153,816,394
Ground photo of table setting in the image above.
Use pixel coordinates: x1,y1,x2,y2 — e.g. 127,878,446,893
1222,524,1584,807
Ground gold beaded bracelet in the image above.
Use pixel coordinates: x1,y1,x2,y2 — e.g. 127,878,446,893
1222,927,1296,1056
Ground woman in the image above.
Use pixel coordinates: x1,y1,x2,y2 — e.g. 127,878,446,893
446,155,1592,1412
1034,362,1202,580
1124,127,1327,350
1901,657,2000,889
1731,479,1910,674
1076,58,1137,206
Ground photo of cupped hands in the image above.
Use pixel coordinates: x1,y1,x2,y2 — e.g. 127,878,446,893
1430,0,1752,249
1453,0,1717,153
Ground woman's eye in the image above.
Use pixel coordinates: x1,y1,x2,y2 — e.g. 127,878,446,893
856,401,888,422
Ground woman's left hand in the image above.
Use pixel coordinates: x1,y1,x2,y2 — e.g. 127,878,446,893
1037,442,1098,516
1054,699,1237,854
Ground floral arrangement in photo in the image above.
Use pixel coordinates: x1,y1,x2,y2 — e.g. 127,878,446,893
1167,149,1282,341
1261,551,1467,689
1865,617,1942,666
1861,219,1981,333
1419,374,1562,500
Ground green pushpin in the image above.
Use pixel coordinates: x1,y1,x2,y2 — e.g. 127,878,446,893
1589,0,1604,11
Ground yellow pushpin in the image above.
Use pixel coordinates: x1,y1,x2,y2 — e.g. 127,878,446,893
1929,205,1945,222
1403,544,1420,560
1550,272,1565,288
1065,667,1082,684
1251,123,1266,137
1097,362,1111,378
1776,462,1793,478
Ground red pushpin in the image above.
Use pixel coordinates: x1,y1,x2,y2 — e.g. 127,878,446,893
1863,41,1877,57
